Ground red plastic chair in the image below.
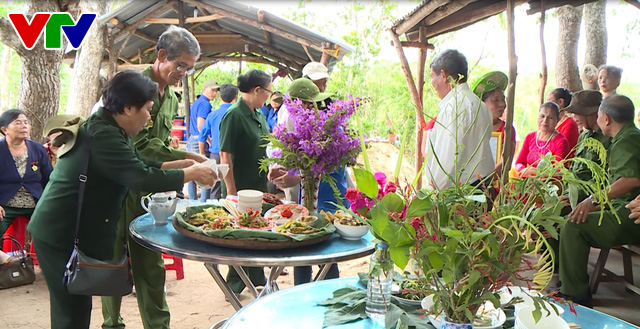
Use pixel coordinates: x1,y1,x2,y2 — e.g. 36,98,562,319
163,254,184,280
2,216,37,265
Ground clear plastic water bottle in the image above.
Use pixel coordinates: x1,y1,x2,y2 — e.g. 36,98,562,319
366,243,393,320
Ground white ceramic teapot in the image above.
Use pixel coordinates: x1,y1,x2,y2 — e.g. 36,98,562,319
141,192,178,225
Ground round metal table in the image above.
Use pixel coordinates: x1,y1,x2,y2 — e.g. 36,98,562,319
129,211,375,312
222,277,640,329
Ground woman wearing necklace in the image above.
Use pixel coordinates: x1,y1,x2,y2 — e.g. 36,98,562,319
0,109,53,237
515,102,570,174
547,88,579,157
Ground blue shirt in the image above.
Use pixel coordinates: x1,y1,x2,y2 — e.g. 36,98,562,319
259,105,279,133
189,94,212,137
199,103,233,154
318,168,350,212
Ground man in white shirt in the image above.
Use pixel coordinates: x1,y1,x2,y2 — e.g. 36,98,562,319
424,49,494,189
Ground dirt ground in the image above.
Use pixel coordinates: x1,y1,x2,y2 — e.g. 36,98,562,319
0,142,405,328
0,258,370,329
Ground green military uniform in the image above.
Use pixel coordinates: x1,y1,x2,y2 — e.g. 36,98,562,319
560,123,640,299
27,108,184,329
219,97,269,293
102,67,187,329
570,128,611,202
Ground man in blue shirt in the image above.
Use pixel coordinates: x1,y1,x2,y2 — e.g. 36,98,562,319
187,80,219,200
199,84,238,201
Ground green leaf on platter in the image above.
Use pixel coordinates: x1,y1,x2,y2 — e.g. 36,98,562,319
385,303,405,329
322,301,366,327
353,168,379,199
380,192,405,213
406,196,433,218
389,245,410,270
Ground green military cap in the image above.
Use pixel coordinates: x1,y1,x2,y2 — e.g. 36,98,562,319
563,90,602,116
43,114,85,157
287,78,334,102
472,71,508,98
203,80,220,89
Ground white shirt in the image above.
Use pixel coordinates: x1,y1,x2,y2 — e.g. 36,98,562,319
424,82,494,189
276,103,295,132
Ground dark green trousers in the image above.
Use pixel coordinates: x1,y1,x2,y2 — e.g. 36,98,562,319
0,206,34,235
101,191,170,329
33,237,93,329
560,205,640,297
226,266,267,293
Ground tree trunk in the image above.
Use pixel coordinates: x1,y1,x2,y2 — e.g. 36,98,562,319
583,0,607,68
555,5,583,92
66,0,107,117
0,47,11,109
0,0,80,142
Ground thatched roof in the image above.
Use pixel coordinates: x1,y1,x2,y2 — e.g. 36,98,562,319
94,0,354,74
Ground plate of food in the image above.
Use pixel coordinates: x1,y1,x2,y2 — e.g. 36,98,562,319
185,206,230,226
262,192,283,206
200,216,237,230
265,204,309,225
236,208,274,230
274,219,322,235
321,210,368,240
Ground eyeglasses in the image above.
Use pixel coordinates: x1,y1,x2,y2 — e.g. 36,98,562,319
172,59,195,75
260,86,273,94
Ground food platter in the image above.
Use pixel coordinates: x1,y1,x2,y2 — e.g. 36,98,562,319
173,205,335,250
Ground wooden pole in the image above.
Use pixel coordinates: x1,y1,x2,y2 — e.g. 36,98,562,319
538,0,548,105
178,1,192,134
389,29,426,188
502,0,518,183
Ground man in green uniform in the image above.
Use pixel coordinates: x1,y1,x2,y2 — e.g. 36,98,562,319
564,90,611,202
102,26,208,329
560,95,640,307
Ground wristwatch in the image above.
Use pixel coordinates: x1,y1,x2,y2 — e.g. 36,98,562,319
588,195,599,206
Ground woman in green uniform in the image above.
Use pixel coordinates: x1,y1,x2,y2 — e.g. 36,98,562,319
27,71,216,329
219,69,272,293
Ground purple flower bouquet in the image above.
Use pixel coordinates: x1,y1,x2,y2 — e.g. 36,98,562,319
260,95,362,212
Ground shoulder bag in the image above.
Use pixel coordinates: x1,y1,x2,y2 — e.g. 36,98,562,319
0,235,36,289
62,127,133,296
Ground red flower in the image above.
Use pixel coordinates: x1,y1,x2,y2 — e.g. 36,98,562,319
345,187,358,201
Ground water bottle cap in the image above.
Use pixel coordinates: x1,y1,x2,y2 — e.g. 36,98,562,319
377,243,388,248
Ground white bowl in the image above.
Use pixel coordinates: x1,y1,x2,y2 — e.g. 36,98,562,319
237,189,263,203
333,221,368,240
515,306,568,329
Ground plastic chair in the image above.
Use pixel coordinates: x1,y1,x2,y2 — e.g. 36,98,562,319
163,254,184,280
2,216,38,265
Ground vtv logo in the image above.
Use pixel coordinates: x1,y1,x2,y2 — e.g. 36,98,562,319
8,13,97,50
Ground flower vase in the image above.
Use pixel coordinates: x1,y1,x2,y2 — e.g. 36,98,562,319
440,318,473,329
300,171,320,213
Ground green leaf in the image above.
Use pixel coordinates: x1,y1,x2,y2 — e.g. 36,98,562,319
468,270,481,286
353,168,379,199
470,230,490,243
380,192,405,213
368,203,390,237
444,230,464,239
389,246,410,270
464,194,487,203
406,196,433,218
427,251,445,269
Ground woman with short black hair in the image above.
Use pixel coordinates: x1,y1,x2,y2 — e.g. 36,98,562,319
27,70,216,328
0,109,52,236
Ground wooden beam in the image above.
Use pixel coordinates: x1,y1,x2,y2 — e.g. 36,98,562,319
424,0,529,39
389,29,425,189
182,0,332,57
622,0,640,9
302,45,316,62
390,40,435,49
393,0,448,35
129,45,156,63
108,17,157,44
423,0,478,26
416,26,427,105
257,10,271,45
114,1,176,39
502,0,518,183
144,14,225,24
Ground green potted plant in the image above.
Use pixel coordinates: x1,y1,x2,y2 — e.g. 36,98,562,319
344,148,610,327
